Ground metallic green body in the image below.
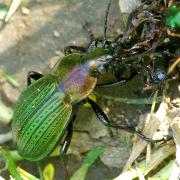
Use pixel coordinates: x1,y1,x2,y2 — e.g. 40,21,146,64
12,75,72,160
12,50,110,161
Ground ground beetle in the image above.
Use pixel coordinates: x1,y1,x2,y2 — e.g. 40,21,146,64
12,0,173,161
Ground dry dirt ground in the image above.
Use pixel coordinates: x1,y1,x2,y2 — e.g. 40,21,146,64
0,0,160,179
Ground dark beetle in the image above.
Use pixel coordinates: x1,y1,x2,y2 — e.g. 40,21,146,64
12,0,176,161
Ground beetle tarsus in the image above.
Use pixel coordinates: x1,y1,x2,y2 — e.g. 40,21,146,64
60,115,76,154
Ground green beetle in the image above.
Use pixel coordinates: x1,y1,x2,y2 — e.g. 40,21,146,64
12,49,114,161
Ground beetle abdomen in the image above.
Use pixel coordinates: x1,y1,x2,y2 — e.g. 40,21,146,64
12,75,72,160
12,75,57,140
18,93,72,160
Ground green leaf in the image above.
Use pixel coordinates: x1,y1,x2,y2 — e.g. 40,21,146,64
0,3,9,20
83,147,106,166
43,163,55,180
71,165,89,180
10,150,23,161
5,0,22,22
163,5,180,31
70,147,106,180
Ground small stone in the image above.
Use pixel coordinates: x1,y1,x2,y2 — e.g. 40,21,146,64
53,30,60,37
70,132,93,155
55,50,64,56
100,146,131,168
89,114,110,139
119,0,141,13
21,7,30,15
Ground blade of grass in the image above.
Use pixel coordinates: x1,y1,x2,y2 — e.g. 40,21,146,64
0,148,23,162
70,147,106,180
114,144,175,179
0,69,20,88
151,160,174,179
150,90,159,115
4,150,23,180
17,167,40,180
5,0,21,22
0,3,9,20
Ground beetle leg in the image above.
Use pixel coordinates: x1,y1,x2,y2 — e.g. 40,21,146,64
27,71,43,86
60,115,76,154
86,98,165,143
64,46,86,55
83,22,94,42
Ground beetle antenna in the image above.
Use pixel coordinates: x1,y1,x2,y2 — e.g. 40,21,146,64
104,0,112,45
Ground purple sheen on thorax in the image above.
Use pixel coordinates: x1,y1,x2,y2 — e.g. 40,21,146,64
60,66,97,102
